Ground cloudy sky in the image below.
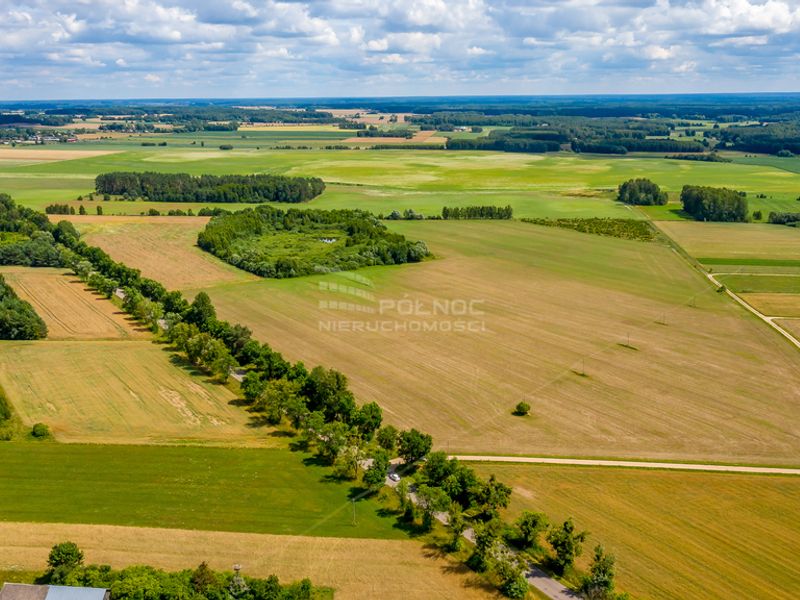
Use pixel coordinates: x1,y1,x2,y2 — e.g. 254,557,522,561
2,0,800,100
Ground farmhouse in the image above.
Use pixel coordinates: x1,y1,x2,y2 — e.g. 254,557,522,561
0,584,108,600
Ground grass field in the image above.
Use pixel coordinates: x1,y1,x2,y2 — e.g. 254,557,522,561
0,267,147,340
716,274,800,294
0,522,495,600
469,463,800,600
0,443,400,540
3,146,800,219
0,341,273,445
62,215,259,289
164,220,800,464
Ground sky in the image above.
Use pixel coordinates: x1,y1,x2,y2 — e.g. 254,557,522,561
2,0,800,100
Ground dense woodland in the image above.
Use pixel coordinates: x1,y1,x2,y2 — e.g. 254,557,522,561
681,185,749,222
197,207,430,278
0,274,47,339
95,172,325,204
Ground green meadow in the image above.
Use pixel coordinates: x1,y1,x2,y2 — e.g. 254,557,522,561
3,144,800,218
0,443,402,540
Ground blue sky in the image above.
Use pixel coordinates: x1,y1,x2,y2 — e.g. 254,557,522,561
2,0,800,99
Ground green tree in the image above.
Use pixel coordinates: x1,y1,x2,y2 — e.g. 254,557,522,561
376,425,398,451
415,484,451,531
513,401,530,416
580,545,617,600
547,518,588,574
468,519,502,573
398,428,433,464
362,449,390,491
495,556,529,599
48,541,84,570
315,420,350,464
447,502,466,551
515,511,549,550
354,401,382,439
190,562,218,593
186,291,216,328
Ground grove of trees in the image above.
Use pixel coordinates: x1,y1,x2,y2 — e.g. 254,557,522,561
617,179,668,205
680,185,749,222
94,172,326,204
0,274,48,339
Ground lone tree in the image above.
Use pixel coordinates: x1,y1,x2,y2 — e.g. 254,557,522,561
617,178,667,205
513,401,530,416
547,518,588,574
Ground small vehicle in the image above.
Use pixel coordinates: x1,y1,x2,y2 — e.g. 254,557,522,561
388,472,401,482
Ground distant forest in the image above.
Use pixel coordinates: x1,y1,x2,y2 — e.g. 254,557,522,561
95,172,325,204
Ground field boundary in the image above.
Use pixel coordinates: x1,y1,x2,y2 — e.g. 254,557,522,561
455,455,800,475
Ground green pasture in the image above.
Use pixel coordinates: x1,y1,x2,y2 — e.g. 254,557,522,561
715,273,800,293
0,443,402,540
2,144,800,219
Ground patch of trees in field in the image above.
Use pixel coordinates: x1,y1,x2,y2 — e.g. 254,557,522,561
42,541,318,600
0,194,63,267
768,211,800,225
665,152,732,163
0,274,48,339
617,178,668,205
94,172,325,204
356,125,414,138
522,218,656,242
441,205,513,220
197,207,430,278
681,185,749,222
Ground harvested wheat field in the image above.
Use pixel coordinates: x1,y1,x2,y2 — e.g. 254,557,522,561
0,522,496,600
187,221,800,465
741,293,800,317
657,221,800,261
470,463,800,600
0,267,146,340
0,341,271,445
61,215,258,289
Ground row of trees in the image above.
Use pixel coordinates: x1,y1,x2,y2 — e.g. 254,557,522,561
197,206,430,278
0,274,48,339
681,185,749,222
45,541,316,600
768,211,800,225
441,205,514,220
94,172,326,204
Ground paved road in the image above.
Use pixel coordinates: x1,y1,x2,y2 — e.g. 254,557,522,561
454,455,800,475
384,466,579,600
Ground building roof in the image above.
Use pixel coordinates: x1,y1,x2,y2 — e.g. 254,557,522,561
0,584,48,600
0,584,107,600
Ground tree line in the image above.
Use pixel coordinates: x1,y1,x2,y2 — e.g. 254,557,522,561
42,541,317,600
94,172,326,204
0,274,48,339
441,205,513,219
197,206,430,278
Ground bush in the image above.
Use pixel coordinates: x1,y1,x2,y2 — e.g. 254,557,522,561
31,422,50,438
753,210,763,221
513,402,530,416
48,541,84,570
219,144,233,150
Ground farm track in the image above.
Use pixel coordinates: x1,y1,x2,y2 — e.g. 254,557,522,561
454,455,800,475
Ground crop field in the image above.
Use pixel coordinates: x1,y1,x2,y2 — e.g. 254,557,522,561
0,341,271,445
715,274,800,294
3,146,800,218
656,221,800,261
63,215,259,289
469,463,800,600
162,220,800,464
740,294,800,318
0,267,146,340
0,522,492,600
0,443,400,540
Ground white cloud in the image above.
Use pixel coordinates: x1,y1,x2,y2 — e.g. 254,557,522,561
467,45,490,55
144,73,162,82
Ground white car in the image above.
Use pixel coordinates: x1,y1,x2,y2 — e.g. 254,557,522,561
388,472,401,482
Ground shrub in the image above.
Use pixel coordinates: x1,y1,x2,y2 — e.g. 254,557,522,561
513,402,530,416
753,210,763,221
219,144,233,150
31,422,50,438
